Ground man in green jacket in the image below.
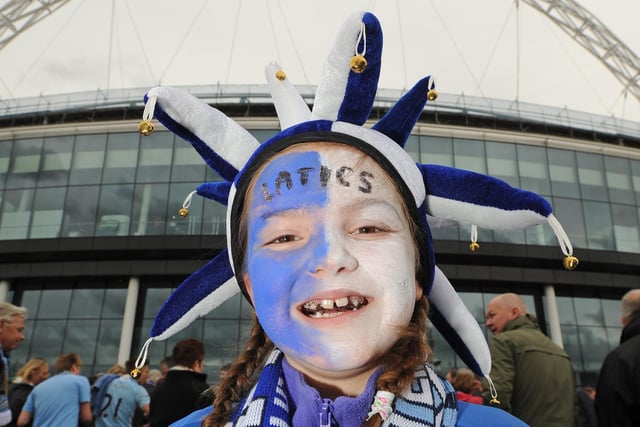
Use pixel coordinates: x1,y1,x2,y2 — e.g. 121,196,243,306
482,293,575,427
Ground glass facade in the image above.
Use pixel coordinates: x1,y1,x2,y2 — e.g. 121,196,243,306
0,123,636,387
3,130,640,253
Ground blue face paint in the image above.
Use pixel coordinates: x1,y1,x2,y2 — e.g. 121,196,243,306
246,151,329,357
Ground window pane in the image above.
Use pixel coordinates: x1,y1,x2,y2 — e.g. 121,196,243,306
576,153,607,202
137,131,173,182
453,138,486,173
38,289,72,318
131,183,169,236
30,187,65,238
583,201,614,250
96,184,134,236
0,189,34,240
6,138,42,189
605,156,635,205
611,204,640,253
602,299,622,328
405,135,419,162
172,142,206,182
64,319,99,366
556,297,577,325
631,159,640,203
517,145,550,195
102,287,127,319
70,134,106,185
30,320,66,359
62,186,100,237
552,197,587,248
167,183,203,235
103,133,139,184
38,136,73,187
578,326,610,372
95,319,124,366
487,141,519,186
421,136,453,166
69,289,106,318
574,297,604,326
548,148,579,198
0,140,12,187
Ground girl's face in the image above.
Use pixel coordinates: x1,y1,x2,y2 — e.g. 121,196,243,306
243,143,421,376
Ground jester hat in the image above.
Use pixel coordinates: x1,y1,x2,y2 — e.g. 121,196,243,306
134,11,577,382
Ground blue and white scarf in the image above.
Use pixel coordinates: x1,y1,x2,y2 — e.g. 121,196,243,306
229,349,457,427
0,349,11,426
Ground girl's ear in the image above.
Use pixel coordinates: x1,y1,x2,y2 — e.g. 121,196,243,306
243,273,256,306
415,279,423,301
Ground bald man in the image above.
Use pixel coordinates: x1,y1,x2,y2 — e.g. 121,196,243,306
595,289,640,427
482,293,574,427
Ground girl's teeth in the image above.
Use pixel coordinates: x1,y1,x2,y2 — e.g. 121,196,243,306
335,297,349,307
320,299,334,309
350,296,361,307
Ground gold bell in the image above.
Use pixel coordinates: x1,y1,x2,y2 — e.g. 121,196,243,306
562,255,579,270
427,89,438,101
490,397,501,405
130,368,141,379
275,70,286,81
178,207,189,217
138,120,154,136
469,242,480,252
350,55,367,73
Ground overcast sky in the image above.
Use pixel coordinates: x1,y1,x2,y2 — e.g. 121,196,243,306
1,0,639,123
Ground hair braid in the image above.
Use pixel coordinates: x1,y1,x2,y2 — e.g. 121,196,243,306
362,295,430,427
204,315,274,427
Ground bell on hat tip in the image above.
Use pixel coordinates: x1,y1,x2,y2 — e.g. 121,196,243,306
427,89,438,101
178,207,189,217
138,120,154,136
275,69,286,81
350,54,367,73
469,242,480,252
563,255,579,270
130,368,141,379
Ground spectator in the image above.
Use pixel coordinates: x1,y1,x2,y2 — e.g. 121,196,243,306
575,386,596,427
7,358,49,427
482,293,575,426
594,288,640,427
147,369,162,387
148,339,208,427
94,360,150,427
17,352,91,427
0,303,27,427
447,368,483,404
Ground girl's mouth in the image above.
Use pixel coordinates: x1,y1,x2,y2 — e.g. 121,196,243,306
299,296,368,318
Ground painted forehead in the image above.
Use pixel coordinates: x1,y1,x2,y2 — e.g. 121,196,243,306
249,143,394,212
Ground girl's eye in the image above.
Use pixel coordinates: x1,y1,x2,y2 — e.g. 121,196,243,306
353,225,384,234
269,234,299,244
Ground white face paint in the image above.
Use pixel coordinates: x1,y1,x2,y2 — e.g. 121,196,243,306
243,143,421,377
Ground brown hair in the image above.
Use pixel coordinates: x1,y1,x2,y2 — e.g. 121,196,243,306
448,368,482,394
172,338,205,368
54,353,82,373
16,358,48,383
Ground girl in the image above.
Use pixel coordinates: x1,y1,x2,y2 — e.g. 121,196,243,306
134,10,576,426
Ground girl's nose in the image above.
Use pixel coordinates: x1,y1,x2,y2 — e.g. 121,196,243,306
309,230,358,276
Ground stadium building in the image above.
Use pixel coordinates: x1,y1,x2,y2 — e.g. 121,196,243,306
1,85,639,387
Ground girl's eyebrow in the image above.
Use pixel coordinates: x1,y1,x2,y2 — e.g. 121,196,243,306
255,206,311,222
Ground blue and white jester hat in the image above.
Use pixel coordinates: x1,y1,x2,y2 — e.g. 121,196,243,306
134,11,578,386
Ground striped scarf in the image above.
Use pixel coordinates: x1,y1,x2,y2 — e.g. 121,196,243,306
228,349,457,427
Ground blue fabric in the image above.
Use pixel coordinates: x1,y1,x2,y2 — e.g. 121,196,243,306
0,349,10,426
150,250,234,337
282,357,380,427
95,376,150,427
337,12,382,125
168,400,529,426
456,401,529,427
422,164,552,215
22,372,91,427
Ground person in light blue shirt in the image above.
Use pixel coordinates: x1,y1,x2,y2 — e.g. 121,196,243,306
95,373,150,427
17,353,92,427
